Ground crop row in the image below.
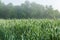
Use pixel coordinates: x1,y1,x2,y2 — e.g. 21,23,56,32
0,19,60,40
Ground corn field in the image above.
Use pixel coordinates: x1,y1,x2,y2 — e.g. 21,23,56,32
0,19,60,40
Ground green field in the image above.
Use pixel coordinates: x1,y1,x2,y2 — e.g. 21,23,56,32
0,19,60,40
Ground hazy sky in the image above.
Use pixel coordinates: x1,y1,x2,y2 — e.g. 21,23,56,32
1,0,60,11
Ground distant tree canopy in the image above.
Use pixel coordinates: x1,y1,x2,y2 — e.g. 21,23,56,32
0,0,60,19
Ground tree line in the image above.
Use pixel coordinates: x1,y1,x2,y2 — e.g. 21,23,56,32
0,0,60,19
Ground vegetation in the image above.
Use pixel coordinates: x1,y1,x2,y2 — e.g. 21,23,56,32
0,0,60,40
0,19,60,40
0,0,60,19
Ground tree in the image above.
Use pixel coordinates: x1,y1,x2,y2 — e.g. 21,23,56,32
0,0,60,19
21,0,31,18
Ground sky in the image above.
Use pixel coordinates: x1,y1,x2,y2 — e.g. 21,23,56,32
1,0,60,11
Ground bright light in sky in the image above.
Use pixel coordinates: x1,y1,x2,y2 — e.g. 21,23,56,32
1,0,60,11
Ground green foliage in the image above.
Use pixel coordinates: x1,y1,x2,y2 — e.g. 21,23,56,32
0,19,60,40
0,1,60,19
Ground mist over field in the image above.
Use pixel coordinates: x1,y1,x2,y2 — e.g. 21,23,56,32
0,0,60,40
